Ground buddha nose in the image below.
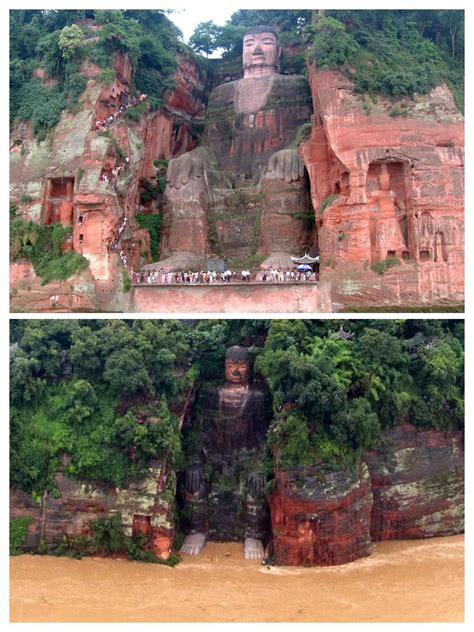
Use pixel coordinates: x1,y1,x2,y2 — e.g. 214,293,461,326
253,45,264,54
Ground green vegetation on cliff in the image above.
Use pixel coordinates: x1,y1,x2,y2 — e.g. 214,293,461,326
10,320,191,496
256,319,464,469
9,10,183,137
305,10,464,111
10,319,463,495
188,9,463,110
10,220,89,284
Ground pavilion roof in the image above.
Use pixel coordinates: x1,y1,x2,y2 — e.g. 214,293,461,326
291,253,320,264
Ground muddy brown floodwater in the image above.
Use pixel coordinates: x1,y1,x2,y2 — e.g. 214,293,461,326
10,535,464,623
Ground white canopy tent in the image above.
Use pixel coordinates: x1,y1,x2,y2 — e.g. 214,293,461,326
290,253,320,264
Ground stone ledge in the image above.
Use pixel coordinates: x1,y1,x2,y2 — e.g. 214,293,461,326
132,282,333,313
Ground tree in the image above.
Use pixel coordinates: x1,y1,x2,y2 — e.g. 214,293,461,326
189,21,221,57
10,348,42,406
215,24,246,57
58,24,85,61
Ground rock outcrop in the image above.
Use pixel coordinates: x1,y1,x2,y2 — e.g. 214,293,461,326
301,67,464,307
267,425,464,566
10,417,464,565
10,40,464,311
364,424,464,540
268,461,373,566
10,49,207,313
10,460,175,559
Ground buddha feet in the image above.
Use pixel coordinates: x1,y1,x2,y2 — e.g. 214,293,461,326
180,532,207,555
244,537,265,560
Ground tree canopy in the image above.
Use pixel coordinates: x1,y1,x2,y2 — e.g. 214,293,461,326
10,319,463,496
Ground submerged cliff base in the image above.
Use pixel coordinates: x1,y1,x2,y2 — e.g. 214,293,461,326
10,425,464,567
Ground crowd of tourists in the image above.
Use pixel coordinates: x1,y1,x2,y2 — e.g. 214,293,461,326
131,267,318,285
106,217,128,254
94,93,148,131
99,154,131,185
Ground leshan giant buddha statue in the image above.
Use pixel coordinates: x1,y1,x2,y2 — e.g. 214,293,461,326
160,26,316,270
180,345,272,558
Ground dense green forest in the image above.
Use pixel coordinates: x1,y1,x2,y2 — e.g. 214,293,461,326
11,319,464,499
10,8,464,141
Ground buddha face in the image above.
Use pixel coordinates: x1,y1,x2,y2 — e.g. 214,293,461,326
242,30,281,77
225,357,250,385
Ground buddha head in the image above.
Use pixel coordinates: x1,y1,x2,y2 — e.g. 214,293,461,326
225,345,251,385
242,25,281,78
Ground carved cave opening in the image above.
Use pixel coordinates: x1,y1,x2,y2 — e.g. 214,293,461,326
74,209,105,256
417,211,448,263
132,514,152,540
43,177,75,226
367,160,411,261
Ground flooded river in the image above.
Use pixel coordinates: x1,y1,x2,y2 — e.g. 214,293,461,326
10,535,464,622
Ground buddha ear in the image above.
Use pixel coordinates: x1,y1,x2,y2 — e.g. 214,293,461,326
276,43,282,71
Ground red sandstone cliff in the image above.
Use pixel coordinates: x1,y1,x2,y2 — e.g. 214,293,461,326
267,425,464,566
10,52,464,311
10,50,207,313
269,461,373,566
364,424,464,541
10,460,176,560
10,424,464,565
301,66,464,307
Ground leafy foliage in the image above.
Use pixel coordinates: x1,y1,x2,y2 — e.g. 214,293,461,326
9,9,182,133
10,516,33,555
10,320,192,494
10,220,89,284
58,24,85,61
306,10,464,109
257,319,463,469
91,517,180,565
371,256,401,275
10,319,463,493
15,79,66,141
135,214,162,262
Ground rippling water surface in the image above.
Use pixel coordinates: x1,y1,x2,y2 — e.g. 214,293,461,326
10,534,464,622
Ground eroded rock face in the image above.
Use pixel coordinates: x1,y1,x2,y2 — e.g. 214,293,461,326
269,461,373,566
10,39,464,311
9,460,175,559
10,418,464,564
267,425,464,566
364,424,464,540
301,67,464,306
10,50,207,312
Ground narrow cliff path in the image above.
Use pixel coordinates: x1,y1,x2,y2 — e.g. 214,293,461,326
10,535,463,622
